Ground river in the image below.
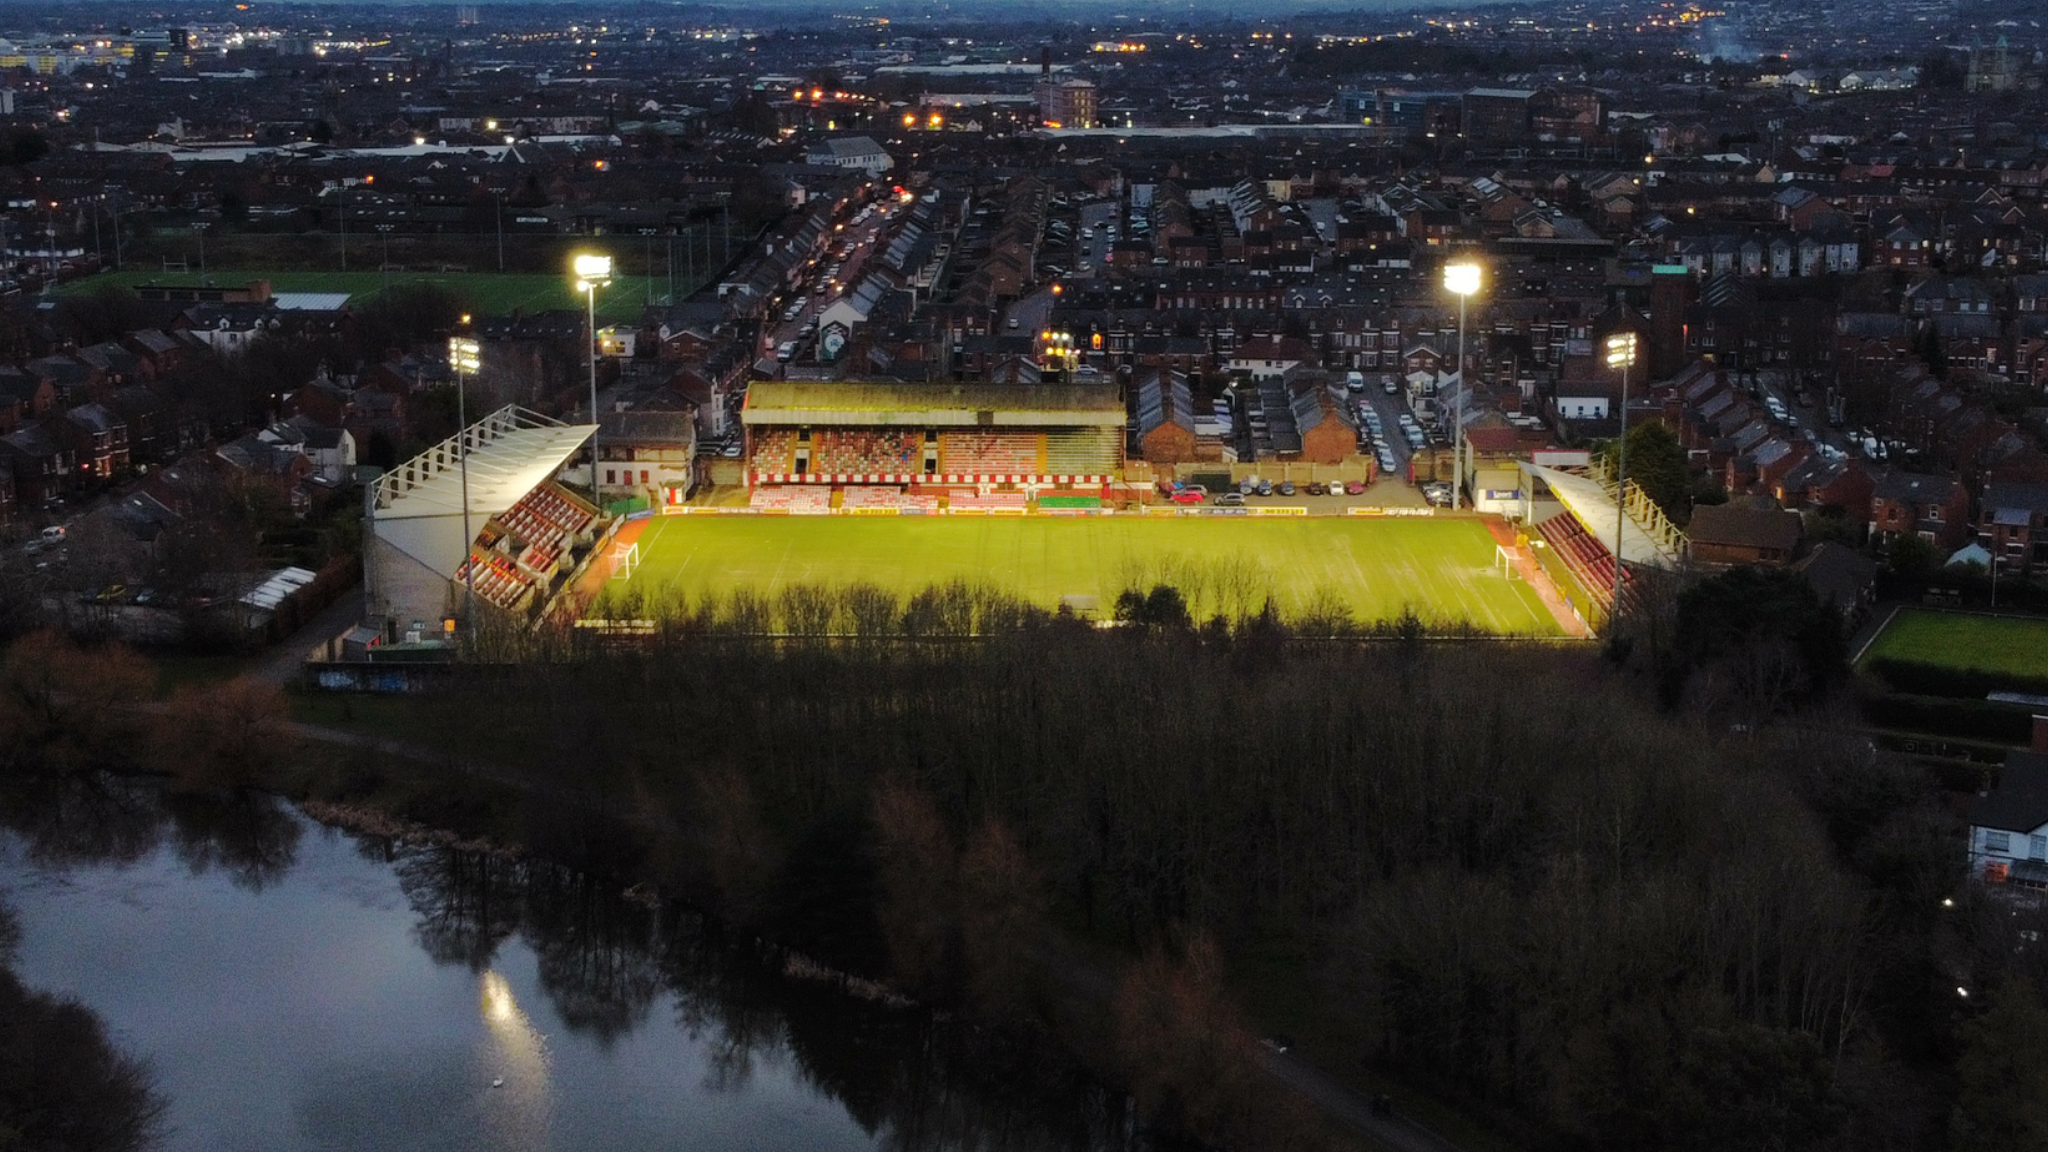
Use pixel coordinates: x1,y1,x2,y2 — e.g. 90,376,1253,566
0,776,1141,1152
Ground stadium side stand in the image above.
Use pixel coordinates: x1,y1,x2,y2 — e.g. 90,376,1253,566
455,481,600,612
815,429,920,474
842,485,941,512
1538,513,1627,610
1044,428,1121,475
940,430,1041,474
753,429,797,471
948,490,1029,510
749,486,833,513
456,552,538,611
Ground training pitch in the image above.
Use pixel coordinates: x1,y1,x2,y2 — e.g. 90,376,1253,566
63,269,673,324
1859,608,2048,679
608,515,1564,635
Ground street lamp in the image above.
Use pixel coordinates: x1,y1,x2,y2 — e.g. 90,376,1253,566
1605,331,1639,621
449,326,481,648
1442,261,1481,510
573,253,613,504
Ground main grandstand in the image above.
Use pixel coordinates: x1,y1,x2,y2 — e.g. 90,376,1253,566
363,405,602,642
1518,461,1688,623
742,381,1125,510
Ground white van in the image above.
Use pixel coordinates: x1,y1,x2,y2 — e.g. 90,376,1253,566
776,341,797,362
1345,371,1366,393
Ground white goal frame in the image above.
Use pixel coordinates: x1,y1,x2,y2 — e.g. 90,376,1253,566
610,541,641,581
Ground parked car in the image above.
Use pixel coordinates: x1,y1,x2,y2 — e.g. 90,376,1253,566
1305,481,1326,496
1256,479,1273,497
1239,478,1256,495
1171,488,1206,505
1215,491,1246,506
1345,479,1366,496
1278,481,1296,497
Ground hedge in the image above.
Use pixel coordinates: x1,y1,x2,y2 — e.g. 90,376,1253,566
1862,656,2048,701
1860,691,2040,744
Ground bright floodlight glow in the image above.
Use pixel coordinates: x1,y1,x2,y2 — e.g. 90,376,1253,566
1443,262,1481,297
448,336,481,373
1604,332,1638,369
572,253,613,282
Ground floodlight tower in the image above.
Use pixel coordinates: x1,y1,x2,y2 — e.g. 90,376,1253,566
573,253,613,504
1605,331,1639,620
1442,261,1482,510
449,321,481,646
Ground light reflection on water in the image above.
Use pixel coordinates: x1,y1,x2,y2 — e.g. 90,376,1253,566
479,970,552,1150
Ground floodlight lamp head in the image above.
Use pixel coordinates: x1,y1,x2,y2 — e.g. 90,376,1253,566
572,253,614,287
1604,332,1639,369
1443,262,1482,297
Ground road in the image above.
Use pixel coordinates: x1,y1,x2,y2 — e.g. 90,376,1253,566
1074,199,1118,277
761,195,897,365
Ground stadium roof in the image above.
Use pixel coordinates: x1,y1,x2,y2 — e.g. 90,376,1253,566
1526,465,1685,569
371,406,595,578
743,381,1126,428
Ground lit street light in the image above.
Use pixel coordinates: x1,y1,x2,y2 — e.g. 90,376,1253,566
1442,261,1481,510
573,253,613,505
1605,331,1639,624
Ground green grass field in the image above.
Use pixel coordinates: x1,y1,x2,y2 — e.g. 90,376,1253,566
609,515,1563,635
1859,608,2048,678
61,268,677,324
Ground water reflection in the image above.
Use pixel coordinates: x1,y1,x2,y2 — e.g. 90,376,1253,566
0,773,301,889
480,970,553,1150
388,839,1147,1151
6,778,1152,1152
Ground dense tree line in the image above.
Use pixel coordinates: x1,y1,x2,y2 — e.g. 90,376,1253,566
422,570,2038,1150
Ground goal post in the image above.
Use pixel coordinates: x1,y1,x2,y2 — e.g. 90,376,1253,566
610,541,641,581
1494,544,1520,581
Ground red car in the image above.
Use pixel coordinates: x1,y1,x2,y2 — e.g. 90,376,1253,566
1171,488,1206,505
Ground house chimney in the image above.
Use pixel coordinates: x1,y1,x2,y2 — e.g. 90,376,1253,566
2035,714,2048,756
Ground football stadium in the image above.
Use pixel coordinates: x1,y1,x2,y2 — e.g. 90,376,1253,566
357,382,1695,645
